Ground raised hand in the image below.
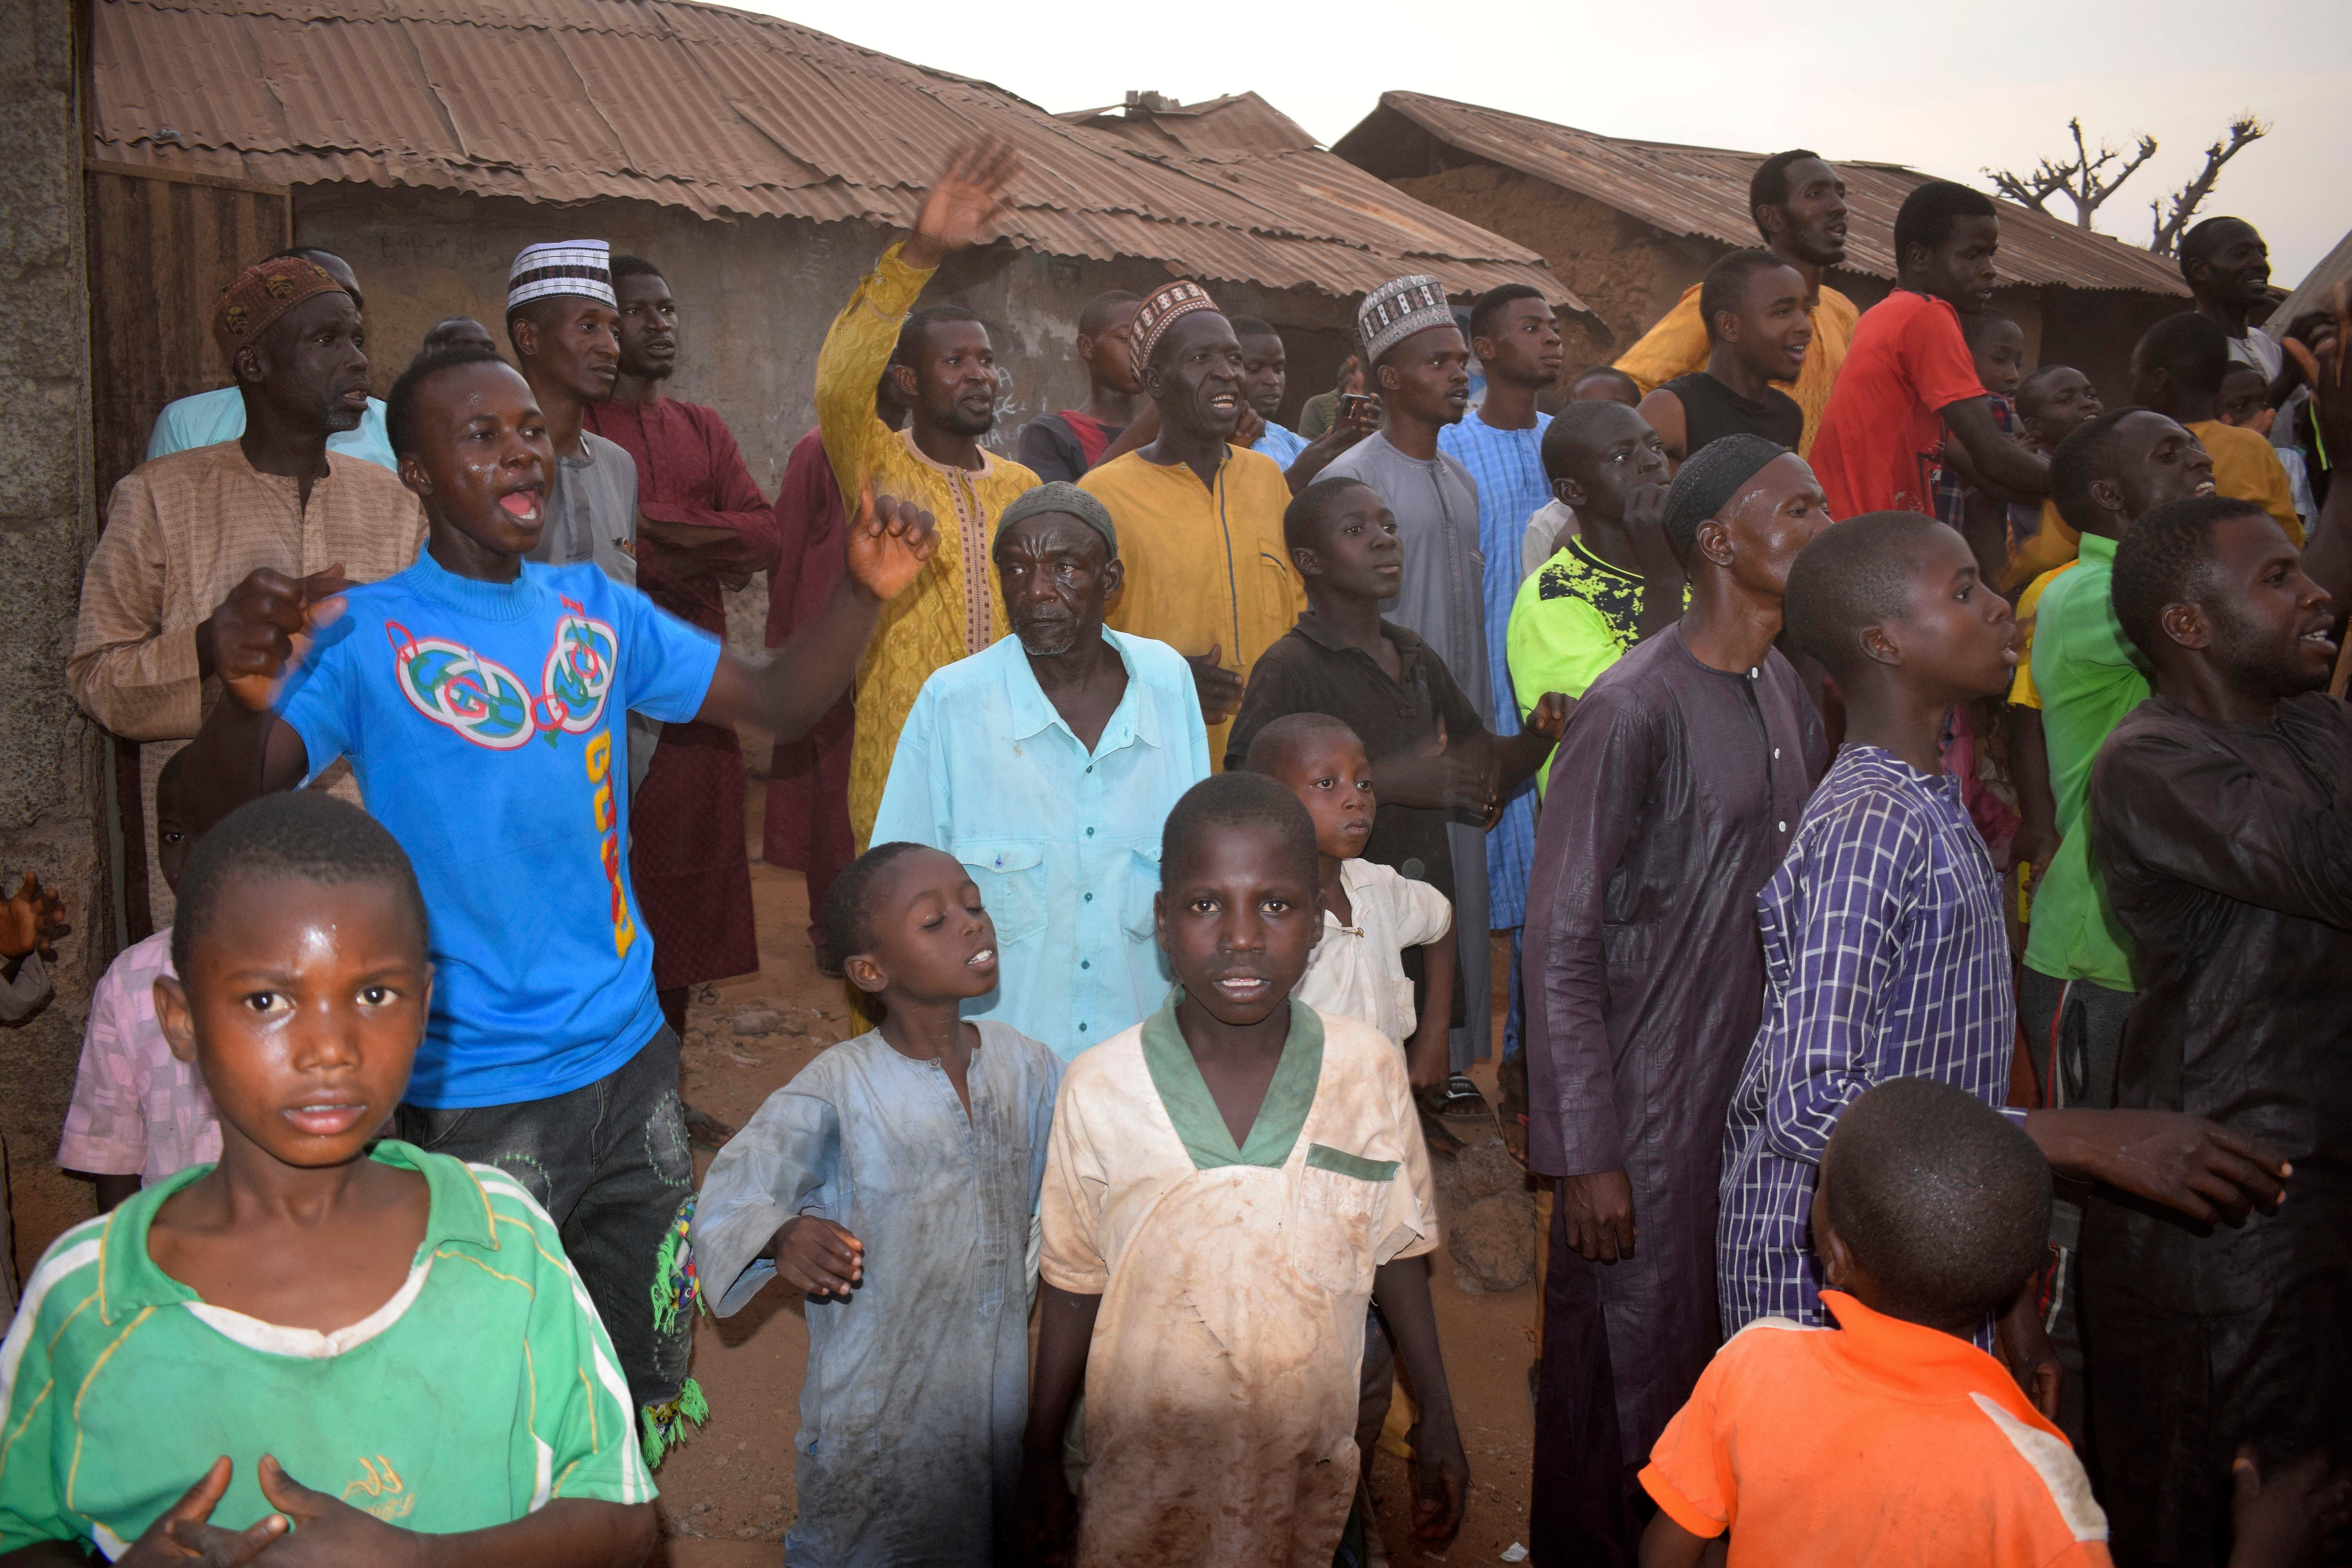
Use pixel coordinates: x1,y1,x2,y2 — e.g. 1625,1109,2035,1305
0,873,70,962
771,1215,865,1301
1187,644,1244,726
207,566,348,714
115,1457,285,1567
845,482,939,604
904,140,1024,270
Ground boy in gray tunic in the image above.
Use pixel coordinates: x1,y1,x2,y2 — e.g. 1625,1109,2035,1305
693,843,1063,1566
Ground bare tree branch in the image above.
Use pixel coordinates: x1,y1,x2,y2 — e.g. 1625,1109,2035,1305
2150,113,2271,256
1985,117,2160,230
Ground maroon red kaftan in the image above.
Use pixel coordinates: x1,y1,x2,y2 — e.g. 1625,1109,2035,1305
759,427,856,951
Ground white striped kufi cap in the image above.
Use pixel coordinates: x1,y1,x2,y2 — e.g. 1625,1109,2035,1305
1358,274,1454,363
508,240,615,311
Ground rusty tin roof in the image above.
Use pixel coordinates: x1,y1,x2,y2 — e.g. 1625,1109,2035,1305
1339,92,2192,297
89,0,1567,301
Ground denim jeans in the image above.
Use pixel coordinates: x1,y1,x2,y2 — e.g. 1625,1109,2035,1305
396,1027,695,1421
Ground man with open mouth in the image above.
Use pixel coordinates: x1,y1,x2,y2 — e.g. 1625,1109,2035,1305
1613,150,1859,457
1079,279,1304,768
2083,478,2352,1567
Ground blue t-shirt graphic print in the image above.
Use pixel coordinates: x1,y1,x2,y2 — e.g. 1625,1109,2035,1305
278,553,722,1108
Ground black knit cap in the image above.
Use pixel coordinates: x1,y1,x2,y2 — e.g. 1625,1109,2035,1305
1662,434,1794,556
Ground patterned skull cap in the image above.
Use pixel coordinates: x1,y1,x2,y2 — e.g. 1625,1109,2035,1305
507,240,615,312
1129,280,1220,374
211,257,347,363
1357,274,1455,364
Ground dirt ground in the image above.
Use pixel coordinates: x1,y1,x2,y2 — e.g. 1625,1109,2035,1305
11,779,1541,1566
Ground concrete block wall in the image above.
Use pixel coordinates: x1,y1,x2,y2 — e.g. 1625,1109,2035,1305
0,0,109,1274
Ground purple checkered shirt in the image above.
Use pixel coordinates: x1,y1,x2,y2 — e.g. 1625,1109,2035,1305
1716,744,2020,1336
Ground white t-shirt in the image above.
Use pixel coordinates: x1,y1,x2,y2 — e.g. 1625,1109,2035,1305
1293,858,1453,1046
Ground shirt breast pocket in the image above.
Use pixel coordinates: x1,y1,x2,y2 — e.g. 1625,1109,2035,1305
1121,844,1163,942
956,840,1049,946
1289,1144,1397,1297
1259,548,1299,617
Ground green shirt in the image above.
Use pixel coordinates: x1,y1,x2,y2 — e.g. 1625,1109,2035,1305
2020,532,2144,989
1505,539,1688,798
0,1143,652,1557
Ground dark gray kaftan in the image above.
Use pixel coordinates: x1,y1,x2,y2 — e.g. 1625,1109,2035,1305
1520,625,1824,1563
2082,692,2352,1568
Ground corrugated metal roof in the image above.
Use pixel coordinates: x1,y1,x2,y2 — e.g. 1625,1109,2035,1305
1062,94,1585,310
87,0,1565,301
1342,92,2191,297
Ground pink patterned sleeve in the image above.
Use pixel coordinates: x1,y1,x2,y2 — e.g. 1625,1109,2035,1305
57,958,150,1175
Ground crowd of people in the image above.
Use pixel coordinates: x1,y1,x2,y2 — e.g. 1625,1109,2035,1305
0,130,2344,1568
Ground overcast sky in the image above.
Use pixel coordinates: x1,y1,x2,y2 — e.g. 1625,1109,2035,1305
744,0,2349,287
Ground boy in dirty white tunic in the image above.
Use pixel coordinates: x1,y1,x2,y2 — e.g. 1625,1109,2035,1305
1016,773,1468,1566
692,843,1062,1566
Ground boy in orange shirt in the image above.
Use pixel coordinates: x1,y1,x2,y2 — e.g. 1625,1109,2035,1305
1640,1078,2341,1568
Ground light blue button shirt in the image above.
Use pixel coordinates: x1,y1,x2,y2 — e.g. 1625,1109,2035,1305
1253,421,1310,470
873,628,1212,1059
144,385,399,473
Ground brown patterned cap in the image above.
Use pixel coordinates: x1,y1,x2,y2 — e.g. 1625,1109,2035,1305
212,256,347,363
1129,280,1220,375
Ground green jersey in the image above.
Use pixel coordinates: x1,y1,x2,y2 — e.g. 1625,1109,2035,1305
1506,538,1689,798
0,1142,652,1556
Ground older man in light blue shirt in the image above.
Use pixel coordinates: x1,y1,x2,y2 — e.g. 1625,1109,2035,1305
873,483,1210,1059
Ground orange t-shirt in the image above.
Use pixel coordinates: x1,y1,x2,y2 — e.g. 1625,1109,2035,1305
1641,1290,2112,1568
1809,290,1987,519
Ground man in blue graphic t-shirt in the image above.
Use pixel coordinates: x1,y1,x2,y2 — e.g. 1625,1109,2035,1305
178,343,938,1456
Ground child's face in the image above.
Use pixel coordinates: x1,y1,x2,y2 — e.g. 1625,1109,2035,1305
1269,738,1374,862
153,791,191,896
1970,321,2026,398
2016,367,2100,449
1877,526,2018,702
2216,366,2273,431
1295,483,1403,602
156,873,428,1170
844,846,1000,1004
1157,822,1319,1028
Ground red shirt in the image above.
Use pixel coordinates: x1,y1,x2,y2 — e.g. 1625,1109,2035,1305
1641,1290,2112,1568
1809,290,1986,519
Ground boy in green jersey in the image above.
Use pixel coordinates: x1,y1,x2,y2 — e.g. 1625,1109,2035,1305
0,793,655,1567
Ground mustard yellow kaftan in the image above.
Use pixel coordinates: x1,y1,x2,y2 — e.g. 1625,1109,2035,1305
815,241,1039,848
1039,998,1438,1567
